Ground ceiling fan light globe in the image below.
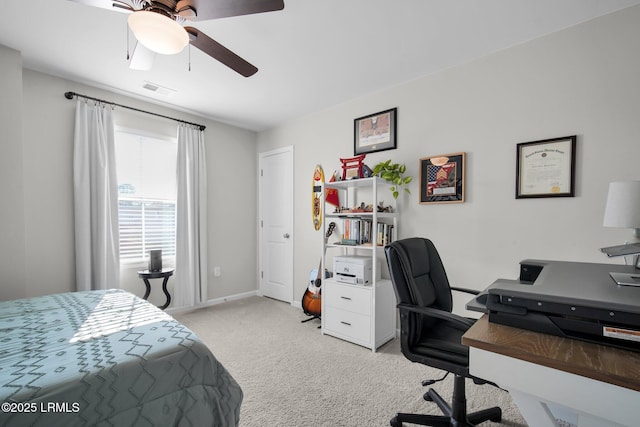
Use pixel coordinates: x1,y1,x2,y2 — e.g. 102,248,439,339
128,11,188,55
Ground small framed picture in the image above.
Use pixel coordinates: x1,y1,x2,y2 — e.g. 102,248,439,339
419,152,465,204
516,135,576,199
354,108,397,155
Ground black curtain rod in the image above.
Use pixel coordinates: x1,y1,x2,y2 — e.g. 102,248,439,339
64,91,206,131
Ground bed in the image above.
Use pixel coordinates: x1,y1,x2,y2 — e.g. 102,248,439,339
0,289,242,427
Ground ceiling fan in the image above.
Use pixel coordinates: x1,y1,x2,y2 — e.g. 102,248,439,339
69,0,285,76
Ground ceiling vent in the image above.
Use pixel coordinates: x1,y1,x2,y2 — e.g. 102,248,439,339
141,81,176,97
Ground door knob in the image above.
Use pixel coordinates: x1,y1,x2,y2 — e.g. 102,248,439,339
283,233,290,239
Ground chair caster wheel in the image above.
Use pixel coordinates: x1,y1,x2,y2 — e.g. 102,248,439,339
491,409,502,422
423,391,433,401
390,416,402,427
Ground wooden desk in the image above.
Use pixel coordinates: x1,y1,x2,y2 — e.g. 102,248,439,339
463,315,640,427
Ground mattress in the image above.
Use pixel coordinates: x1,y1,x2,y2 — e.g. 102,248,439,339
0,289,242,427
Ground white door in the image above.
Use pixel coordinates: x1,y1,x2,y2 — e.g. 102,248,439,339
259,146,294,303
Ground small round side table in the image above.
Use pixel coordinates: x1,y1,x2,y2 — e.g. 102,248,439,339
137,268,174,310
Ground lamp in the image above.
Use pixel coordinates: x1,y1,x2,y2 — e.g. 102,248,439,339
128,11,189,55
603,181,640,285
603,181,640,242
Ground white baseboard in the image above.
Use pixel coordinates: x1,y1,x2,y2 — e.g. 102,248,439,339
205,290,259,306
166,290,258,315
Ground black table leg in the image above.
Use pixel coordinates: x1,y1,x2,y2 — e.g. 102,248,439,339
142,278,151,300
159,276,172,310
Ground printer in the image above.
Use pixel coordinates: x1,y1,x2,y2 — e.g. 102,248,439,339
333,255,380,286
469,260,640,352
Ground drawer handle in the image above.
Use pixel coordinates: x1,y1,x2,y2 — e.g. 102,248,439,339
340,296,352,300
340,321,352,326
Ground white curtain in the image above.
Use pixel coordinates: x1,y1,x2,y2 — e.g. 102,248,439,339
175,124,208,307
73,100,120,291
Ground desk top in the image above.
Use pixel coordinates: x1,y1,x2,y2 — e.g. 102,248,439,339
462,315,640,392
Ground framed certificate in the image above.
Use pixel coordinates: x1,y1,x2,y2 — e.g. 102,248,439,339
516,136,576,199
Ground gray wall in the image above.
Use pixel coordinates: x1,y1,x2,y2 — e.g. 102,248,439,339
0,45,26,300
258,6,640,307
0,61,258,304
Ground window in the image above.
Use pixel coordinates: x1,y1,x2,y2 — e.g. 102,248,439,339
115,129,177,263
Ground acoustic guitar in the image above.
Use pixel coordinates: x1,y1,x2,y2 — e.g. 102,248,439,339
301,222,336,318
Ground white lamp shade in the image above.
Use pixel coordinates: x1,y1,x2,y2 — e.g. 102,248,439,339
603,181,640,228
128,11,188,55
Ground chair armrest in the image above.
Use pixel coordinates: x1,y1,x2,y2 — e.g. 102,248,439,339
450,286,480,296
397,303,474,330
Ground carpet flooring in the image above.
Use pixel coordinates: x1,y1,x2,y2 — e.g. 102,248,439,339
174,296,527,426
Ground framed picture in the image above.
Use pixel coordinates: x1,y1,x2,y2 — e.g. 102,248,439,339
516,135,576,199
419,152,465,204
354,108,397,155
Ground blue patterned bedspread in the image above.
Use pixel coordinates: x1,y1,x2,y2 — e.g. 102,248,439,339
0,289,242,427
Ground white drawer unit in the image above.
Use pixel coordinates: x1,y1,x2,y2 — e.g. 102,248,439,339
322,278,396,351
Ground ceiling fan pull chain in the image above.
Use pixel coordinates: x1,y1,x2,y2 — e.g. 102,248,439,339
188,44,191,72
126,22,130,61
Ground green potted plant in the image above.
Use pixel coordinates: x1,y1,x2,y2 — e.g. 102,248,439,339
372,160,412,199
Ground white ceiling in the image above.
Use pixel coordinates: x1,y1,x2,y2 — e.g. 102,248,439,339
2,0,640,131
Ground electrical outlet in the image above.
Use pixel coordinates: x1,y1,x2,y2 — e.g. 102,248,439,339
213,266,221,277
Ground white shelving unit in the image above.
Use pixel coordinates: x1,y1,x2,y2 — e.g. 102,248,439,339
321,177,397,352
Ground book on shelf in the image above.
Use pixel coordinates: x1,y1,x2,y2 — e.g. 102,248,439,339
340,218,394,246
377,222,394,246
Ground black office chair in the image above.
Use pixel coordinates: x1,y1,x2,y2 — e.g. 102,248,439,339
384,237,502,427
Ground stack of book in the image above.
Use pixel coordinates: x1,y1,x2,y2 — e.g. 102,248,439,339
340,218,394,246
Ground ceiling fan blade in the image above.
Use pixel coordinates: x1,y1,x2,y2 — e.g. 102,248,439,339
190,0,284,21
113,1,136,12
67,0,142,13
129,41,157,70
185,27,258,77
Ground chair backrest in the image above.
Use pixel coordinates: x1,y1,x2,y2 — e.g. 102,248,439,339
385,238,471,373
385,237,453,312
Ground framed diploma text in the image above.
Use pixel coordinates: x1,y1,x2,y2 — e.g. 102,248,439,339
516,135,576,199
